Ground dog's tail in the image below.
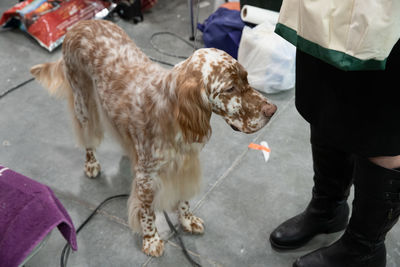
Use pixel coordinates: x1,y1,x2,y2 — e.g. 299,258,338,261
30,59,70,98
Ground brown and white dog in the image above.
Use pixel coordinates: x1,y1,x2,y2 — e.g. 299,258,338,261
31,20,276,257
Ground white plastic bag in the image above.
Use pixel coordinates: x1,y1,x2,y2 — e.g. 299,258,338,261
238,18,296,94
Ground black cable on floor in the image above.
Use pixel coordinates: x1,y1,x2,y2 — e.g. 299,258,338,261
60,194,129,267
163,211,202,267
150,31,196,59
59,193,202,267
148,57,175,67
0,77,34,100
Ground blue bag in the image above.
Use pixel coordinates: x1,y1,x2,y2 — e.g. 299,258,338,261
197,7,245,59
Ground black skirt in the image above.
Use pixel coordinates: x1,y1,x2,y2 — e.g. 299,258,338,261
295,41,400,157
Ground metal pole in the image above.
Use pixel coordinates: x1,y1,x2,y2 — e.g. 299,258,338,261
188,0,195,41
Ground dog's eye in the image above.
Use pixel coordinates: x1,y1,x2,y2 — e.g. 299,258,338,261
225,87,235,93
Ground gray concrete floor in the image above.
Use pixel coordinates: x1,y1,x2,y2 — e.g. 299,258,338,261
1,0,399,266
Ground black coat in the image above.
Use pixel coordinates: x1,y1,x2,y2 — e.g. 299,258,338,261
295,41,400,157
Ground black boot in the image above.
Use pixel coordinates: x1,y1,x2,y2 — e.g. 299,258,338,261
270,127,354,250
293,157,400,267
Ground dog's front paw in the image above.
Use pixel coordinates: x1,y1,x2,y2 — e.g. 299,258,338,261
84,160,101,178
142,233,164,257
180,214,204,234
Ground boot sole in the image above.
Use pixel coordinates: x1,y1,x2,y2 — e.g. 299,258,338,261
269,220,348,251
270,236,308,251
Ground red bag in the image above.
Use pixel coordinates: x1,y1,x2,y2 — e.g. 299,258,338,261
0,0,114,51
141,0,157,11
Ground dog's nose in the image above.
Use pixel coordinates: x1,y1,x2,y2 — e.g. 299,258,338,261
262,103,277,117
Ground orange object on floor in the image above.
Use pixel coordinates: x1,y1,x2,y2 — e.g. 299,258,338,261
248,142,271,153
220,2,240,11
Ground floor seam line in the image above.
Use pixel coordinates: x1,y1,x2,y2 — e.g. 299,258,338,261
141,256,153,266
167,239,222,266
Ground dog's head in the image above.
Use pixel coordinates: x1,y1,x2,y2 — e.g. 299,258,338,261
174,48,277,142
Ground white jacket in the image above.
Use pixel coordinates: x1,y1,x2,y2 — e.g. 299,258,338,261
275,0,400,70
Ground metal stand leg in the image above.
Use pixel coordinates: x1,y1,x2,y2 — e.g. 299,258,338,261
189,0,229,41
188,0,195,41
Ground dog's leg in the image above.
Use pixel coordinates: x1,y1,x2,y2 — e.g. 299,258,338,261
84,148,101,178
63,69,104,179
177,201,204,234
129,172,164,257
140,204,163,257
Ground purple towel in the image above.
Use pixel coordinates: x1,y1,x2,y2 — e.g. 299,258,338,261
0,166,77,267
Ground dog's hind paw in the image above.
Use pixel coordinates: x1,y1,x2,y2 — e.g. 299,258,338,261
180,215,204,234
84,149,101,178
84,160,101,178
142,233,164,257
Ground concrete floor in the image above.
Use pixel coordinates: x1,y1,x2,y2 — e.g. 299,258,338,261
0,0,399,266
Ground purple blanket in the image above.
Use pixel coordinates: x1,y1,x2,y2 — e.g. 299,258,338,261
0,166,77,267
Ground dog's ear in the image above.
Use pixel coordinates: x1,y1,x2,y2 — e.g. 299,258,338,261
175,77,212,143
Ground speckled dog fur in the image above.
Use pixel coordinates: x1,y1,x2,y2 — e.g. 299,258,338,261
30,20,276,257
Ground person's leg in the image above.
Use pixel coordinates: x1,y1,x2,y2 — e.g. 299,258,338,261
270,126,354,249
369,155,400,169
293,155,400,267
